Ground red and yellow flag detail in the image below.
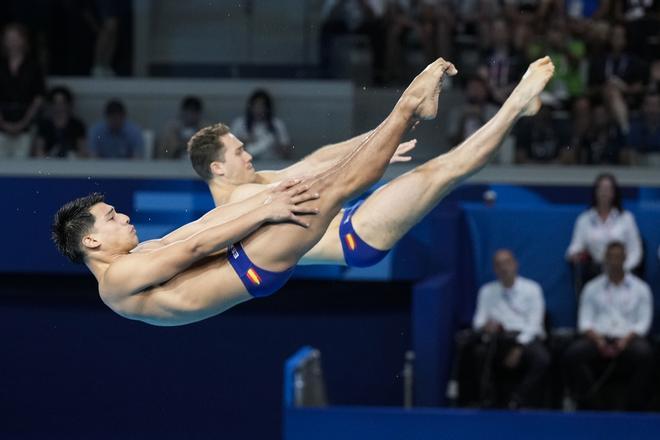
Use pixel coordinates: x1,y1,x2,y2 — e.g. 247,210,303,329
344,233,356,251
246,268,262,285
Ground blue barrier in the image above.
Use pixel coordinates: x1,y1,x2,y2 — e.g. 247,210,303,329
283,406,660,440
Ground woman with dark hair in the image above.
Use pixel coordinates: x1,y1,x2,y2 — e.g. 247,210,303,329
33,86,88,158
230,89,291,160
566,173,643,287
0,23,45,158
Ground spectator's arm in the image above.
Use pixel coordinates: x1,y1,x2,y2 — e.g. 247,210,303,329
87,124,100,158
623,213,643,271
632,284,653,337
129,124,146,159
517,285,545,345
566,214,587,260
578,285,597,334
472,286,490,330
32,135,46,157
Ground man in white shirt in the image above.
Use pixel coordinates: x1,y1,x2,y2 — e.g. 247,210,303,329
563,241,654,411
468,249,549,408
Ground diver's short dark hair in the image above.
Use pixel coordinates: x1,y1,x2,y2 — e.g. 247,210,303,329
52,193,105,263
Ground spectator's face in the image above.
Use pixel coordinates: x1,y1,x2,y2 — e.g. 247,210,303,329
595,177,615,209
610,26,626,52
52,93,71,116
3,28,26,55
250,98,268,120
603,245,625,275
493,250,518,285
107,113,125,132
643,95,660,120
466,80,487,104
216,133,256,183
182,108,201,127
491,21,509,48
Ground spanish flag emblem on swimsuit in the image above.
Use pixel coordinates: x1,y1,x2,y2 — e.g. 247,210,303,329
246,267,262,286
344,233,357,251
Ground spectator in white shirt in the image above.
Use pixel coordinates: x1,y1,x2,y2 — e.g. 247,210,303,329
467,249,550,408
566,173,643,291
563,241,653,411
230,89,291,160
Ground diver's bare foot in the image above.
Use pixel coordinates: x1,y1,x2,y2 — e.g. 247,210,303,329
400,58,458,120
509,56,555,117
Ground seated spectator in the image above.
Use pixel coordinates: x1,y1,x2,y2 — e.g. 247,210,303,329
448,75,497,145
623,93,660,165
647,59,660,94
563,241,653,411
88,99,144,159
462,249,549,409
527,17,586,106
566,173,643,291
33,86,87,158
0,23,45,159
319,0,386,81
588,24,645,134
477,18,526,104
568,95,592,154
576,102,624,164
230,90,291,160
157,96,208,159
607,0,660,59
514,103,573,164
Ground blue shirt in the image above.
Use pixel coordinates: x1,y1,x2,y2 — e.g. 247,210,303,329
89,120,145,158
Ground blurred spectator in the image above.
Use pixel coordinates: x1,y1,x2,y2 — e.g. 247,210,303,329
503,0,558,26
230,89,291,160
382,1,415,85
89,99,144,159
413,1,455,63
647,59,660,94
514,104,573,164
33,86,87,158
527,17,586,105
0,23,45,158
568,95,592,156
462,249,549,409
561,0,608,21
90,1,131,77
606,0,660,59
623,92,660,165
563,241,653,411
588,24,645,134
448,75,497,145
477,18,525,104
576,102,625,164
566,173,643,290
157,96,209,159
319,0,386,81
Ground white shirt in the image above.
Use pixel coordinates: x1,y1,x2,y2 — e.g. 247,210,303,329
230,117,291,160
566,208,642,271
578,273,653,338
473,276,546,344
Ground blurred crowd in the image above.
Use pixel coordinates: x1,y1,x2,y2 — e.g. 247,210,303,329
0,0,659,165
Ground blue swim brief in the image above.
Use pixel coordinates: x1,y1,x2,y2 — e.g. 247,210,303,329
339,200,390,268
227,242,294,298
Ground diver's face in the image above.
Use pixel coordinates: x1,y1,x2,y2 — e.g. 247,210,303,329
216,133,256,183
87,203,138,253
